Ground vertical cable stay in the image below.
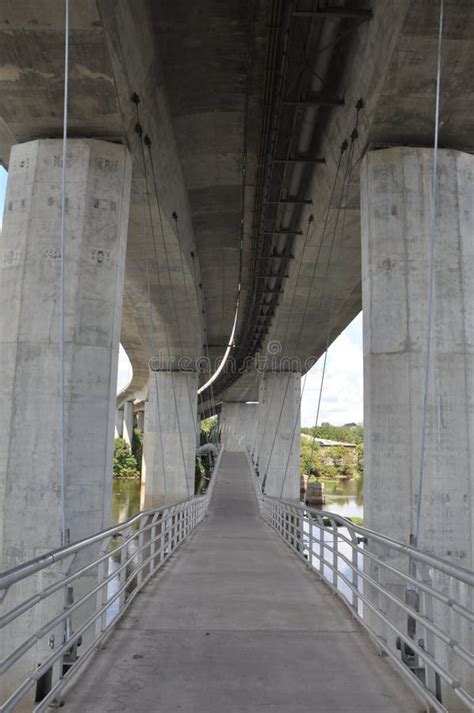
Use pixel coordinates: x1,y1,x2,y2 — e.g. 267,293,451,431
132,104,193,499
59,0,70,546
259,215,315,491
188,250,218,441
132,98,169,504
307,133,357,475
414,0,444,549
258,140,345,495
172,213,205,442
145,143,199,452
278,107,361,500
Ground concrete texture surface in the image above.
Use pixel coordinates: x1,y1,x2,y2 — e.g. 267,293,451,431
2,3,473,408
361,146,474,709
64,452,421,713
254,373,301,501
220,402,257,452
141,370,198,508
0,138,132,704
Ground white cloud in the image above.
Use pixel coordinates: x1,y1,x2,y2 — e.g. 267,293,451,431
300,312,363,426
117,344,133,394
116,314,364,426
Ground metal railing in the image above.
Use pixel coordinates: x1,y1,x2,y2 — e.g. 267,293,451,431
0,450,222,712
247,452,473,713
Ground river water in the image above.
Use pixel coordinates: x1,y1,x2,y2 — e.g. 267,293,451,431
110,475,365,618
112,479,142,524
111,476,364,524
321,478,364,521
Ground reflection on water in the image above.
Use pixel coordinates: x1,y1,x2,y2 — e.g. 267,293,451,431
111,479,142,525
107,480,142,624
303,479,365,615
302,518,364,617
321,477,364,521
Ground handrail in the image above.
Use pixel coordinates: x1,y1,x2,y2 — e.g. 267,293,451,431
246,449,474,713
0,448,222,712
276,497,474,586
0,498,192,591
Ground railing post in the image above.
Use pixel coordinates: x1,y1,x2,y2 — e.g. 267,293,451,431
136,519,145,589
348,528,360,614
418,563,440,701
331,519,338,588
95,538,112,638
150,513,161,575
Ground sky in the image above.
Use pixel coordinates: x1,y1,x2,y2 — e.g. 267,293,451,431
300,312,363,427
118,313,364,426
0,165,363,426
0,167,6,229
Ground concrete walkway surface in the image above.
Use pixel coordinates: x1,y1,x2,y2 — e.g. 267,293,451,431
65,451,421,712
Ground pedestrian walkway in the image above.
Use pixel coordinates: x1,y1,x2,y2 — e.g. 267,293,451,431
65,452,421,712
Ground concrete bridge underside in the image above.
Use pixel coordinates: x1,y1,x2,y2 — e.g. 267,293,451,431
0,1,473,705
63,453,421,713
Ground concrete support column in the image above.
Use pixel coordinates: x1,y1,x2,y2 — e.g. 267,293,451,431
115,408,124,438
136,410,145,431
0,139,132,704
361,147,473,709
254,372,300,501
142,370,198,507
220,402,257,452
123,399,134,445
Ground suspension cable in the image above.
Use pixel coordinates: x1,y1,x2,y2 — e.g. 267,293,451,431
59,0,70,546
132,100,169,504
172,213,208,442
258,139,345,492
307,133,357,475
256,138,347,495
414,0,444,549
259,215,315,491
138,134,191,500
146,140,200,457
277,135,355,499
277,100,363,499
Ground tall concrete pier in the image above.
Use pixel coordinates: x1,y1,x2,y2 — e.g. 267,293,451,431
0,138,132,703
253,372,300,501
141,370,198,507
220,402,257,452
361,147,474,708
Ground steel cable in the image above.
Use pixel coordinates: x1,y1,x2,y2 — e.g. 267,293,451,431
59,0,69,545
414,0,444,549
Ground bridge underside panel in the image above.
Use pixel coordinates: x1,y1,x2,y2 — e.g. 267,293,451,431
64,452,420,713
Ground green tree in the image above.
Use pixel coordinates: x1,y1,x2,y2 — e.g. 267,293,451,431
301,422,363,445
200,415,218,444
113,437,140,479
132,427,143,473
